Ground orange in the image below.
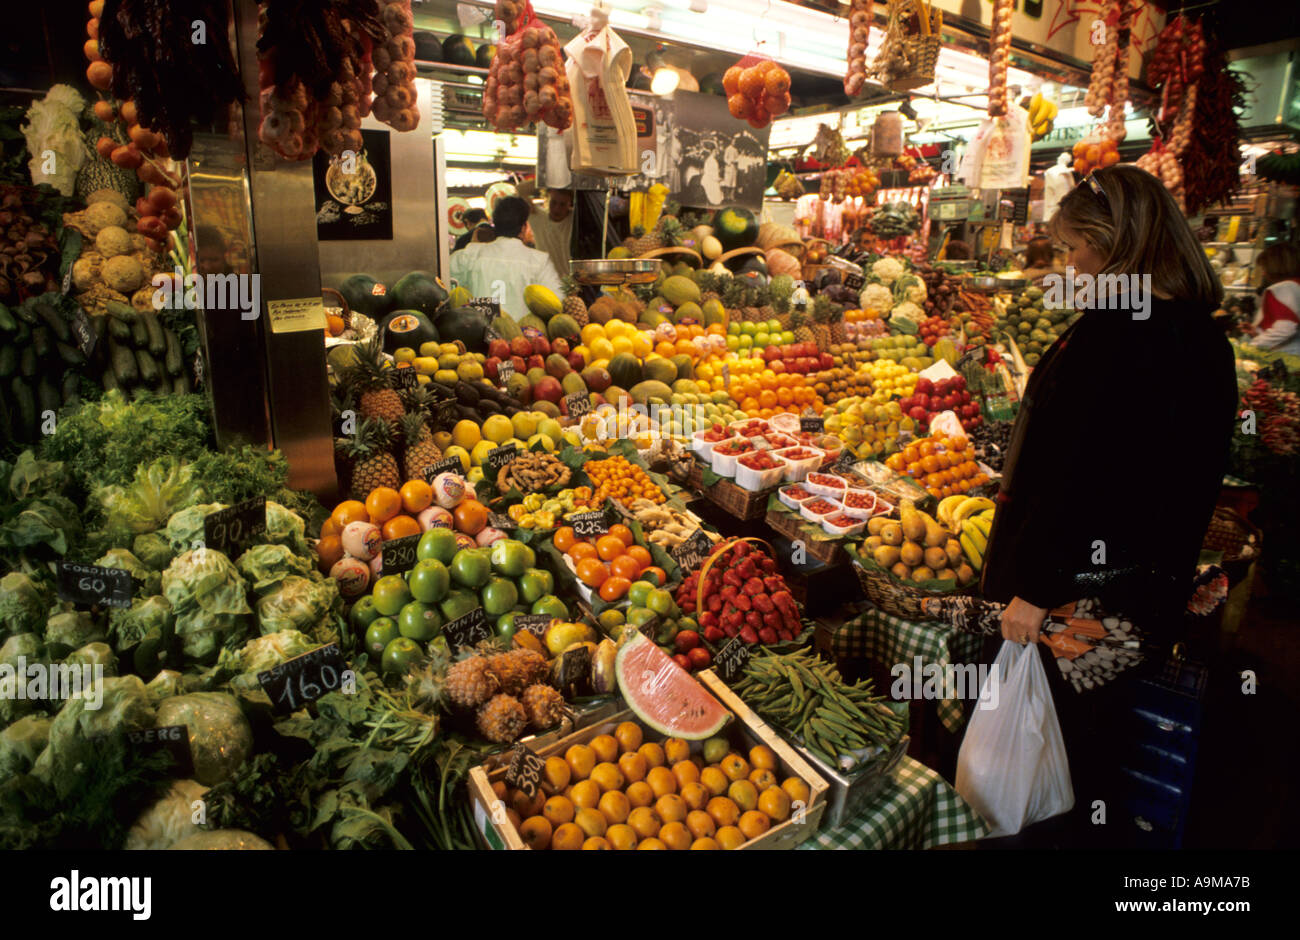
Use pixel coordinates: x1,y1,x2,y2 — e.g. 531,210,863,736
570,779,601,810
595,534,626,561
316,535,344,572
680,782,710,813
685,809,716,839
542,795,575,827
320,516,342,539
564,744,596,780
738,810,771,840
658,820,691,850
627,806,661,840
610,555,641,581
542,757,571,794
672,760,701,789
597,789,631,825
381,514,421,540
598,576,630,602
511,788,545,818
452,499,488,535
625,781,655,808
331,500,370,527
690,837,719,850
699,766,729,797
519,815,552,850
617,751,648,784
625,545,652,570
606,523,634,547
551,822,584,851
640,566,668,587
589,762,625,792
552,526,577,553
715,825,746,850
327,314,345,336
614,721,643,753
365,487,402,523
706,796,740,828
568,541,598,562
605,823,637,850
637,837,667,850
655,793,688,824
749,745,778,771
576,558,609,588
728,779,758,812
638,741,666,768
758,786,791,822
748,768,778,792
720,753,750,781
646,765,678,799
399,479,433,513
589,734,619,763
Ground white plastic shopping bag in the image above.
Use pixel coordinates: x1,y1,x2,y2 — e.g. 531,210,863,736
956,640,1074,837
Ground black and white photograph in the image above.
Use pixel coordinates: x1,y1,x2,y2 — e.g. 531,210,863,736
664,91,769,210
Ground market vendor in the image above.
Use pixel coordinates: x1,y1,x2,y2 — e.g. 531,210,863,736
1242,243,1300,356
1020,236,1063,283
519,180,575,277
449,196,564,321
978,165,1237,847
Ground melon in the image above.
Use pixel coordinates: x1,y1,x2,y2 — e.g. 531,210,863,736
443,34,476,67
670,354,694,381
492,315,522,340
338,274,389,317
614,632,730,740
674,301,703,324
660,275,701,306
713,206,758,252
518,313,548,335
446,286,472,308
475,44,496,69
547,313,580,341
641,358,677,386
379,310,438,354
608,352,642,389
433,306,488,351
629,380,673,405
413,31,443,62
387,270,449,317
524,284,562,320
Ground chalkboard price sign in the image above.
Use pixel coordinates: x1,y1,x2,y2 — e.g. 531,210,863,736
391,367,420,391
444,606,492,653
487,511,515,531
669,529,713,573
258,643,349,714
513,613,552,638
565,391,592,418
486,443,519,475
552,643,591,696
203,497,267,557
381,534,421,577
505,742,547,799
127,725,194,777
714,636,752,683
69,308,97,358
466,297,502,322
569,503,613,538
800,415,824,433
56,561,133,609
424,456,465,482
834,450,858,474
496,358,515,386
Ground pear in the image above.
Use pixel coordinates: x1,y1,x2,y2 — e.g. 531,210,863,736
890,561,912,580
863,535,884,551
955,562,975,585
900,506,926,543
912,565,936,583
873,544,901,569
880,522,904,547
924,546,948,570
944,538,963,568
923,517,947,549
867,516,889,536
899,541,924,567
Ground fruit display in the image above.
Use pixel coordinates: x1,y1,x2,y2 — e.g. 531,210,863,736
483,711,815,850
895,374,981,435
624,498,715,554
731,649,905,767
935,494,996,573
583,455,667,506
507,487,601,530
552,521,667,604
723,59,791,130
992,285,1073,367
885,429,988,498
495,450,571,493
859,498,976,588
675,540,802,646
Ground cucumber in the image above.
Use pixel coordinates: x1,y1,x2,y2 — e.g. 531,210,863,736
0,304,15,332
105,300,137,319
108,335,139,386
31,325,51,360
10,377,35,441
0,345,15,378
140,311,166,357
108,314,133,341
37,373,60,417
13,302,39,325
135,348,161,387
162,327,182,375
56,341,86,366
61,371,80,405
19,346,36,377
34,301,70,343
130,314,150,349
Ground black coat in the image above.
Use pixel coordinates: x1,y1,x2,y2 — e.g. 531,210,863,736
980,296,1238,646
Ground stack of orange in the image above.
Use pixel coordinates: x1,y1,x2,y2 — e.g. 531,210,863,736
584,456,667,505
730,371,821,419
316,480,433,571
554,524,666,602
885,435,989,499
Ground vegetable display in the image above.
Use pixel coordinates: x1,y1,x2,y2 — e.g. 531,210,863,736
483,14,573,132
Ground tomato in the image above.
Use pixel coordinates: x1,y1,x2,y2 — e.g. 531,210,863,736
371,574,412,617
381,636,423,675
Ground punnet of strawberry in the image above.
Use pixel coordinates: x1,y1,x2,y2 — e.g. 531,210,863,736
675,540,802,646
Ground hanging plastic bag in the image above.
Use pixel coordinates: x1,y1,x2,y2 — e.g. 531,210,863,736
955,640,1074,837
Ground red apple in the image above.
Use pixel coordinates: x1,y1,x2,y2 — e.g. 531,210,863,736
509,336,532,357
488,339,510,359
531,336,551,356
567,351,585,371
552,337,570,356
484,357,501,380
526,354,544,371
909,406,928,421
511,355,527,374
819,353,834,369
916,377,934,395
532,376,563,404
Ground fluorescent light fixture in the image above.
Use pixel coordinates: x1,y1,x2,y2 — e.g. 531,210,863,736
651,66,680,95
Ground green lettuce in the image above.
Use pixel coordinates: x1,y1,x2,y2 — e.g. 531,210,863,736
93,457,203,539
95,548,162,596
44,610,105,658
161,549,252,664
132,532,175,571
236,544,315,595
255,576,338,636
264,501,309,556
0,572,50,639
163,503,226,554
32,676,157,798
108,595,174,652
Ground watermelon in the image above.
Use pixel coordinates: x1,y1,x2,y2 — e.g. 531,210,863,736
387,270,449,317
443,34,477,67
713,206,758,252
379,310,438,353
413,31,443,62
614,633,730,739
434,305,489,351
338,274,389,317
475,44,496,69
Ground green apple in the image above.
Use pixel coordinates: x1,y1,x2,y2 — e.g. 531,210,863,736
490,539,534,578
530,594,569,621
480,576,520,616
408,558,450,604
450,548,492,588
517,567,554,605
417,527,459,565
397,601,443,642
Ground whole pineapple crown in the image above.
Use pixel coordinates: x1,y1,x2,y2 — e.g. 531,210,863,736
339,416,393,461
346,336,396,393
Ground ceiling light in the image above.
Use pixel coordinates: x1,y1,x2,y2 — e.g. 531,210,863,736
651,67,680,96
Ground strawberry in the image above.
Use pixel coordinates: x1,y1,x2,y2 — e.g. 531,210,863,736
706,594,723,613
680,598,696,613
763,576,785,595
733,542,751,557
723,622,738,638
723,569,744,589
743,577,765,595
703,625,725,644
757,554,776,574
758,627,778,645
762,609,783,632
745,609,764,630
733,593,751,612
752,593,774,614
739,625,759,644
736,556,758,580
699,610,718,629
778,627,795,642
720,584,738,602
772,590,798,617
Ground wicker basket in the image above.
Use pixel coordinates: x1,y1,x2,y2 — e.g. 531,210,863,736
322,286,352,328
1201,507,1261,585
881,0,941,92
846,545,971,620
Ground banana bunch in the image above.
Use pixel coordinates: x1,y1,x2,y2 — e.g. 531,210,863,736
937,495,995,570
1028,93,1058,142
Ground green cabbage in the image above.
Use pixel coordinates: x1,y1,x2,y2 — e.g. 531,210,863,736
264,501,309,555
0,633,45,725
44,610,106,658
93,458,204,539
0,572,50,639
0,715,51,777
32,675,157,796
21,85,86,195
161,549,252,664
236,543,314,595
63,642,117,677
154,692,254,786
95,548,162,596
163,503,226,554
255,576,338,636
133,532,176,571
145,669,184,703
108,595,174,652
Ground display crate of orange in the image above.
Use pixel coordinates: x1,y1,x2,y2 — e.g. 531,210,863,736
469,703,828,850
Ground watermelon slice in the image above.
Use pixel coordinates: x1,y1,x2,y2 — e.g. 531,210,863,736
615,632,730,740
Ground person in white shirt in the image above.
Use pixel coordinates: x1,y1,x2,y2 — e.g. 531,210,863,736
527,187,575,278
1244,243,1300,356
449,196,564,322
723,141,738,191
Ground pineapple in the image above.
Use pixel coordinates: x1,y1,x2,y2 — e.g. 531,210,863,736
720,276,748,322
790,306,816,345
829,310,848,346
399,411,442,482
560,275,589,327
487,649,547,697
340,418,401,499
627,226,662,256
445,656,498,709
347,336,406,430
476,693,528,744
522,684,565,731
810,294,836,352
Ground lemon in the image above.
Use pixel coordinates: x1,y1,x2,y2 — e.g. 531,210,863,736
511,411,539,439
443,445,471,473
393,347,416,364
528,432,556,451
432,430,452,451
630,333,652,358
611,335,634,356
481,414,514,444
413,356,438,375
538,418,564,442
589,337,615,360
470,439,496,467
452,420,481,450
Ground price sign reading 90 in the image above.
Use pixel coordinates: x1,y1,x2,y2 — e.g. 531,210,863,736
203,497,267,557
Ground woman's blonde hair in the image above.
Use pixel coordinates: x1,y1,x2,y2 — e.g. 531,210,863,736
1047,164,1223,307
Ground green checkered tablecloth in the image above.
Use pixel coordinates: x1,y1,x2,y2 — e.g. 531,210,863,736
829,606,984,734
801,755,989,849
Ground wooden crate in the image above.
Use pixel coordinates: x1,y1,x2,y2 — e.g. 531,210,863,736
764,509,848,565
685,460,776,521
469,695,829,850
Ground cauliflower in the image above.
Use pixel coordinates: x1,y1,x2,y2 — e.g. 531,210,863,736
871,257,905,285
891,301,925,324
892,273,927,305
84,201,128,235
859,283,894,313
125,779,210,850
